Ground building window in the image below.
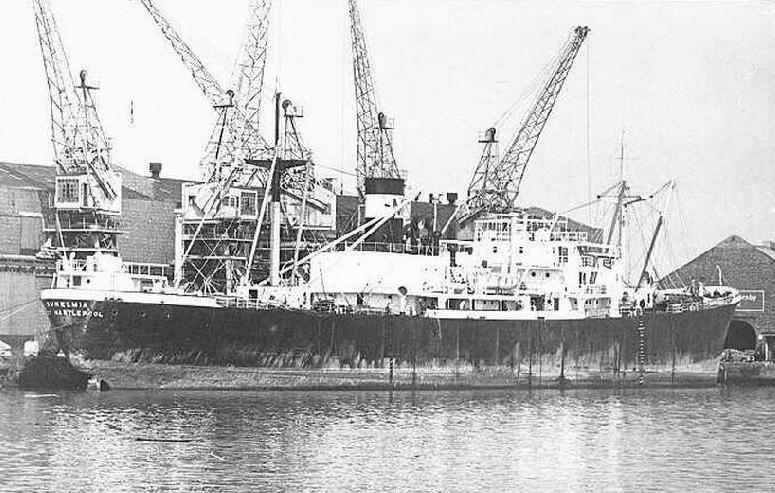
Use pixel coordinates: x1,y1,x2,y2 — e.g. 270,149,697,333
19,216,41,255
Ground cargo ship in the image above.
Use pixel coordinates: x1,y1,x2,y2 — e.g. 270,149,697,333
39,205,740,384
30,1,738,387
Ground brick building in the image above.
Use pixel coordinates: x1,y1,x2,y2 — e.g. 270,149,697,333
661,235,775,353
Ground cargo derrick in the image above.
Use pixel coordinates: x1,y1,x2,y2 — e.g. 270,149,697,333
348,0,406,247
33,0,122,259
460,26,590,224
139,0,333,294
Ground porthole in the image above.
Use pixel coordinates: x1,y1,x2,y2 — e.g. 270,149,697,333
545,272,550,278
531,271,537,277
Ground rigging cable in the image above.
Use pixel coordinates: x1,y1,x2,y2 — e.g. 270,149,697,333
491,31,566,129
339,3,347,192
586,36,592,224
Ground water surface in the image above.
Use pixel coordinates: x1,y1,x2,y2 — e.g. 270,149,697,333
1,387,773,492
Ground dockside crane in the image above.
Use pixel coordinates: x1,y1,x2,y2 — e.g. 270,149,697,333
140,0,333,294
33,0,122,258
138,0,272,185
348,0,401,194
348,0,405,243
460,26,590,223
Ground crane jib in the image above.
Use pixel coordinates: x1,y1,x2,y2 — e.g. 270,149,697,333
463,26,590,220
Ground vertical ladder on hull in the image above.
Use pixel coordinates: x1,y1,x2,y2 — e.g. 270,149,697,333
638,317,647,385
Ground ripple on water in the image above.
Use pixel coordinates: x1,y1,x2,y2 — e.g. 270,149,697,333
1,387,774,492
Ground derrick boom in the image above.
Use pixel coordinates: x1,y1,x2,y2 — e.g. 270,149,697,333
464,26,589,219
348,0,400,197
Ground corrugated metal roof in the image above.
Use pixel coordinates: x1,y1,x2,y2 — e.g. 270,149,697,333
0,162,56,189
119,166,189,203
0,161,190,203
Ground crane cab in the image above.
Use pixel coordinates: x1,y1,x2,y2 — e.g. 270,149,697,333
54,172,121,215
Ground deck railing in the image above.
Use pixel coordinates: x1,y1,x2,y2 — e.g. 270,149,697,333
337,242,441,256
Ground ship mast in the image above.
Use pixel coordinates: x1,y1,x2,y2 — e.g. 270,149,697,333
243,94,308,286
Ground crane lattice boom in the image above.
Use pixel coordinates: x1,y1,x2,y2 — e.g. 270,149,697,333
138,0,270,184
465,26,589,219
348,0,400,197
33,0,117,201
33,0,79,173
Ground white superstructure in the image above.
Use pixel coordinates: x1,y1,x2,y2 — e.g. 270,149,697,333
242,210,636,320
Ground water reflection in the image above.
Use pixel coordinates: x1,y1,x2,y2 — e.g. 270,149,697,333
1,388,773,492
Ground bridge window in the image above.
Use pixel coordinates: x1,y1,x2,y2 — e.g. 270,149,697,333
558,246,568,263
579,272,587,285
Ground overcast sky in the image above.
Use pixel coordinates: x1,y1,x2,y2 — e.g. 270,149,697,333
1,0,773,275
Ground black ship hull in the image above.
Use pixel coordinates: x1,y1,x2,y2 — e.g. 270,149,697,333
41,291,737,383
